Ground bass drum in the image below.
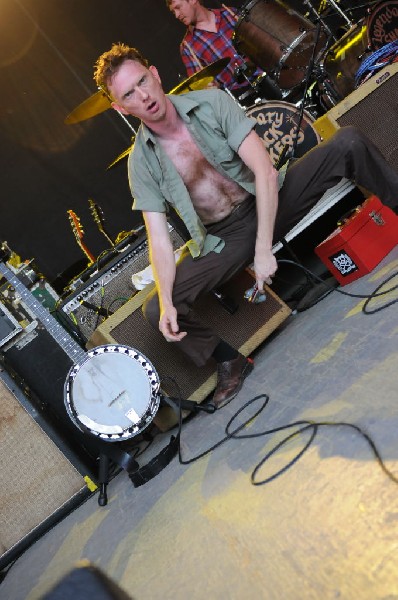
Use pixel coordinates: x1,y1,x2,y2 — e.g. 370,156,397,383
246,101,321,165
367,0,398,50
233,0,327,90
321,20,370,102
64,345,161,441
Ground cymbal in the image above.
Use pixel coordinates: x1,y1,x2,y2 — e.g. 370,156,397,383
107,143,134,170
169,57,230,95
65,89,112,124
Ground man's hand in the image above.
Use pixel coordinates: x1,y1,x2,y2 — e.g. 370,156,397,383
253,246,278,292
159,305,187,343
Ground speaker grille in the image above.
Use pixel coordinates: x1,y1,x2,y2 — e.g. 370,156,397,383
336,73,398,172
88,270,291,426
314,64,398,173
0,377,86,567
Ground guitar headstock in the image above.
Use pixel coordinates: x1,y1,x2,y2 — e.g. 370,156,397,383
88,199,115,247
88,198,105,228
68,209,84,241
67,210,96,264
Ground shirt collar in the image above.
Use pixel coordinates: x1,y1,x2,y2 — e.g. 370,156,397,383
140,93,199,144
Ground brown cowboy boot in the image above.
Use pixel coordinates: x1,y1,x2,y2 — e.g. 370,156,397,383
212,354,254,407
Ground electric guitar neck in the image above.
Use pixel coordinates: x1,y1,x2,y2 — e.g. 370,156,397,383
67,209,96,265
88,199,115,247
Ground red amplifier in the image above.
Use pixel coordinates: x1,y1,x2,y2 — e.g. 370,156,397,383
315,195,398,286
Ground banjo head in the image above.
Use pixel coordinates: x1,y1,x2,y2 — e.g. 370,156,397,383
64,345,161,441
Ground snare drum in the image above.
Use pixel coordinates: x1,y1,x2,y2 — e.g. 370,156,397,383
233,0,327,90
64,345,160,441
246,101,321,165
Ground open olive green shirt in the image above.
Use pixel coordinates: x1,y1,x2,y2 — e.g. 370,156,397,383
129,89,286,258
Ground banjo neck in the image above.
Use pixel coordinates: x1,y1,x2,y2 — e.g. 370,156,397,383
0,261,86,364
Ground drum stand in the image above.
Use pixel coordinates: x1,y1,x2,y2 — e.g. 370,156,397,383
284,22,324,162
303,0,336,41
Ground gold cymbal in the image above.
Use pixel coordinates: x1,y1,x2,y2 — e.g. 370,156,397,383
107,143,134,170
65,90,112,124
169,57,230,94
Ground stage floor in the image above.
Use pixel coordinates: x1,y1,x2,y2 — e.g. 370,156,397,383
2,246,398,600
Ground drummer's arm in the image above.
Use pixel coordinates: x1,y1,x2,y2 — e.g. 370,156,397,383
238,130,279,289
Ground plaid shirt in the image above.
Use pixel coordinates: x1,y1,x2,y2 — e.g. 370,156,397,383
180,7,263,91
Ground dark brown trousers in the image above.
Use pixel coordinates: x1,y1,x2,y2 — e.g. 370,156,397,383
144,127,398,366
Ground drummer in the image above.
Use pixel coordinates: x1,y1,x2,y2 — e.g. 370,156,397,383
166,0,272,103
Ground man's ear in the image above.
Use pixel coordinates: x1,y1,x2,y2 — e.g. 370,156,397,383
149,65,161,83
111,101,129,115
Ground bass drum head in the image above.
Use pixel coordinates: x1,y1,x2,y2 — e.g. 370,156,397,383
246,101,321,165
367,0,398,50
64,345,160,441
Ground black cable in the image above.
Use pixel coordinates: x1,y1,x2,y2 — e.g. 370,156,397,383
171,390,398,488
277,258,398,312
160,380,398,489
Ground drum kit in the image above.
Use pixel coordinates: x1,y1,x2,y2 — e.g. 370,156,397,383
65,0,398,166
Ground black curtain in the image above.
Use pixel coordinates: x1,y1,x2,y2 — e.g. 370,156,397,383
0,0,188,282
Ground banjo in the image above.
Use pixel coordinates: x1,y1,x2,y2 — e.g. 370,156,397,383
0,254,161,442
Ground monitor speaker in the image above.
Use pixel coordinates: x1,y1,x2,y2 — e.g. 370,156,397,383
314,62,398,172
87,270,291,431
0,374,89,571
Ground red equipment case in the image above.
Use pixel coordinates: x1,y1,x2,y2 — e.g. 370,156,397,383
315,195,398,285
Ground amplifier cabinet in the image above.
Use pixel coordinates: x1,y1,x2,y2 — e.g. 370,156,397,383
314,62,398,172
88,270,291,431
0,372,89,570
59,228,184,342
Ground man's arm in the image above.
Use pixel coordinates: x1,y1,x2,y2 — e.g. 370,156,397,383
143,211,187,343
237,130,279,290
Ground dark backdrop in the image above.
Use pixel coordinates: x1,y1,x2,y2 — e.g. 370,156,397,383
0,0,358,284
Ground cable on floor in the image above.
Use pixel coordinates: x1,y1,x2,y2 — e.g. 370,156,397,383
276,259,398,313
170,390,398,488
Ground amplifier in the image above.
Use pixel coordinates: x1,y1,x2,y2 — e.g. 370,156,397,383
59,227,185,342
314,62,398,172
0,371,89,570
88,270,291,431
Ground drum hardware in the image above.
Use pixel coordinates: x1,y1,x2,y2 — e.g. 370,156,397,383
325,0,354,27
320,20,372,102
302,0,337,40
233,0,328,91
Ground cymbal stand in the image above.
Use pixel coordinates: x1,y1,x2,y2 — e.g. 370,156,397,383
325,0,354,27
287,21,324,161
114,109,137,136
302,0,336,41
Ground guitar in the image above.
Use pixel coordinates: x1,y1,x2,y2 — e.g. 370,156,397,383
67,209,96,265
88,199,115,247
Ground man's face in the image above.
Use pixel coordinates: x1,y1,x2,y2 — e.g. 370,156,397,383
108,60,168,125
169,0,197,26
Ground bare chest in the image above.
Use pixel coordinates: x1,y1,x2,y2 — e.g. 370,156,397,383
158,126,248,223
